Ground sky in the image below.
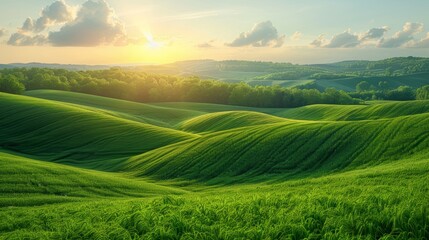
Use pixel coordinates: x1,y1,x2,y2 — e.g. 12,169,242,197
1,0,429,65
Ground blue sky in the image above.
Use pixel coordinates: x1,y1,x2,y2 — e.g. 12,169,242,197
1,0,429,64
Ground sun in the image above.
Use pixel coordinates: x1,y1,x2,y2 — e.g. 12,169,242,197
144,32,163,49
128,31,196,64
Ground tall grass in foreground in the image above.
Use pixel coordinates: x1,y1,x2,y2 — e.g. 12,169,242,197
1,158,428,239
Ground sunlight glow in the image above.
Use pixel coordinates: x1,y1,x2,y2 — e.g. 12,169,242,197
144,32,163,49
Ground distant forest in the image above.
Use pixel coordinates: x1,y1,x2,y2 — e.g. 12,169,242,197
1,57,429,107
0,68,358,107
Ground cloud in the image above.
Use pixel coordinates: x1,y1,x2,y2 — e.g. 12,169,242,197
325,31,360,48
197,40,215,48
312,23,429,48
360,27,389,41
226,21,285,48
48,0,127,46
21,1,74,33
378,22,423,48
409,33,429,48
310,35,326,47
7,0,128,47
0,29,6,38
312,26,389,48
7,32,47,46
290,31,302,41
21,18,34,32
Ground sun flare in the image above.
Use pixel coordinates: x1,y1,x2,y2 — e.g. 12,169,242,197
144,32,163,49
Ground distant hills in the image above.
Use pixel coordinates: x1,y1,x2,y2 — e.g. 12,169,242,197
0,62,110,71
2,56,429,74
2,89,429,182
2,57,429,91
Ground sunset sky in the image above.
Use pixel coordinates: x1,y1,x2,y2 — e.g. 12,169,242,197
1,0,429,65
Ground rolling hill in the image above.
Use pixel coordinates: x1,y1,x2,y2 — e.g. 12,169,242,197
276,100,429,120
1,89,428,239
126,112,429,182
0,92,196,170
178,111,288,133
0,152,184,207
25,90,204,128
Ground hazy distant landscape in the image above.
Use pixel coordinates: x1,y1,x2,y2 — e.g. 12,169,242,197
1,0,429,239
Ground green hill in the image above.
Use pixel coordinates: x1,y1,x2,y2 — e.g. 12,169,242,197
126,112,429,182
1,89,429,239
0,152,184,207
277,100,429,120
153,101,283,115
0,93,196,169
178,111,288,133
25,90,204,127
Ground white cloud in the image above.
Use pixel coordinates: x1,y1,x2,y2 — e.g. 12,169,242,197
48,0,127,46
7,32,47,46
21,18,34,32
311,23,429,49
197,40,215,48
290,31,302,41
0,28,6,38
7,0,129,47
312,26,389,48
226,21,285,48
21,1,74,33
409,33,429,48
378,22,423,48
310,35,326,47
360,27,389,41
325,31,360,48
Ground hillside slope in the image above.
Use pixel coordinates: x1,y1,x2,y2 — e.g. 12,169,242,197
126,112,429,182
178,111,288,133
0,93,196,169
25,90,204,127
0,152,184,207
277,100,429,120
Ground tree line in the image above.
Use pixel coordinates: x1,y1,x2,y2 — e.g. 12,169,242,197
351,80,429,101
0,68,359,108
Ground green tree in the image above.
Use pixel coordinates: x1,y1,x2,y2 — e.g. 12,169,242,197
378,81,387,90
0,75,25,94
356,81,370,92
386,86,415,100
416,85,429,100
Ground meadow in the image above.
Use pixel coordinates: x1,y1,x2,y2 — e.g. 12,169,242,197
1,90,428,239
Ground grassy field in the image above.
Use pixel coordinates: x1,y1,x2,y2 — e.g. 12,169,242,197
25,90,204,128
0,92,196,170
1,90,428,239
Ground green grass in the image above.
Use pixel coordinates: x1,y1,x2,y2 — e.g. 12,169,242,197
1,157,428,239
0,92,196,170
25,90,204,127
276,100,429,121
153,101,284,114
1,90,429,239
126,112,429,183
178,111,288,133
0,152,185,207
